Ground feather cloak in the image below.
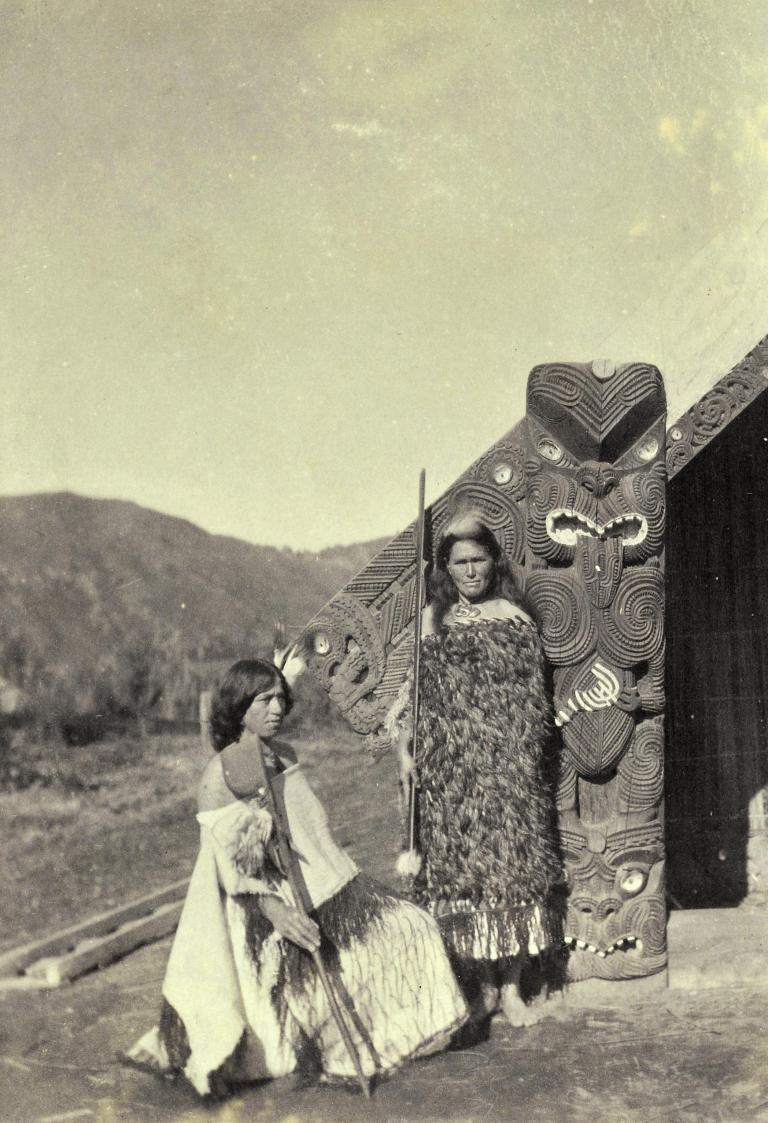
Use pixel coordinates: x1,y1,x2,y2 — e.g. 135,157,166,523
411,617,563,959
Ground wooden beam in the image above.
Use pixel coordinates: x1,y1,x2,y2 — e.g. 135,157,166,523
0,975,59,993
0,879,188,979
667,345,768,479
25,900,184,986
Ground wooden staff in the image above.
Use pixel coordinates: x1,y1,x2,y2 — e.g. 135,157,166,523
405,469,426,862
252,737,372,1099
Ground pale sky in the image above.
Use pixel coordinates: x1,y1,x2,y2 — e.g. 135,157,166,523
2,1,767,548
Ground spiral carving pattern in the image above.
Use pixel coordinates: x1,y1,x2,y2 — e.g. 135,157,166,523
624,891,667,957
474,440,526,500
630,461,665,522
666,365,768,478
600,567,664,668
724,372,766,405
626,467,666,563
618,719,664,809
526,571,596,665
526,472,573,563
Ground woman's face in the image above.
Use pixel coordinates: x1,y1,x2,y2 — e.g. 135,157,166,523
447,539,494,601
242,681,287,741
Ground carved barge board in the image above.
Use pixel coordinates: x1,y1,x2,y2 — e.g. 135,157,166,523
0,880,188,987
666,336,768,479
300,336,768,756
300,423,528,752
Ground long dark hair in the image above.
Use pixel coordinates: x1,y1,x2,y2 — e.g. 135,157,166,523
209,658,294,752
428,515,529,634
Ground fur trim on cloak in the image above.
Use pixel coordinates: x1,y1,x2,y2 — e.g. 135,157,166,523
411,618,563,958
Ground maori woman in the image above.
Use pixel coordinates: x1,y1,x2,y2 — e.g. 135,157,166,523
125,656,467,1097
388,513,563,1029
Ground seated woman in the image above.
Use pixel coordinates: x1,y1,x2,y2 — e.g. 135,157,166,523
126,657,467,1097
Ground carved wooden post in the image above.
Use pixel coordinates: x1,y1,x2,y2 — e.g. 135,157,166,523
524,361,667,981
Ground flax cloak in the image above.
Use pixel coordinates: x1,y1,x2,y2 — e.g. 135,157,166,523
392,617,563,960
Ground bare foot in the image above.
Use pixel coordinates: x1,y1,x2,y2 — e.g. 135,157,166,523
480,980,500,1017
500,983,566,1027
499,981,547,1026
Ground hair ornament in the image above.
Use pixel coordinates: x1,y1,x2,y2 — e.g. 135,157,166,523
272,620,307,687
439,507,492,545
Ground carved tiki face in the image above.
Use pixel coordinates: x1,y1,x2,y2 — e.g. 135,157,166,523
526,361,666,579
525,362,667,779
559,810,667,979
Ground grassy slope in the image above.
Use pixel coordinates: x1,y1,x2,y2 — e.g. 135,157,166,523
0,726,401,953
0,491,388,676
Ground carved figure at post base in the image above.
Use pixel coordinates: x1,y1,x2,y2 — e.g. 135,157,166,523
525,360,667,980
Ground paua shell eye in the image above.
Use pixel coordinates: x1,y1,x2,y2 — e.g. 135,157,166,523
637,437,659,462
493,462,513,485
537,437,564,463
313,633,331,655
619,868,646,896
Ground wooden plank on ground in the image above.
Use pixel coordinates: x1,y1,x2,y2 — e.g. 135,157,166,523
0,879,188,978
0,975,59,993
25,900,184,986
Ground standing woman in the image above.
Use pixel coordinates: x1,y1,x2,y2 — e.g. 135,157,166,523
127,657,467,1097
388,512,563,1027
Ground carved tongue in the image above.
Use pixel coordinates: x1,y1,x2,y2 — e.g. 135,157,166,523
580,533,623,608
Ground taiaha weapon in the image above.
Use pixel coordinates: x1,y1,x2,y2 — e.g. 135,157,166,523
396,468,426,879
252,734,372,1099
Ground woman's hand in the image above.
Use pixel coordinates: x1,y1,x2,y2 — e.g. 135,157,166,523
258,895,321,952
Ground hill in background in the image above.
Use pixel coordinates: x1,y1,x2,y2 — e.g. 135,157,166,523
0,492,386,743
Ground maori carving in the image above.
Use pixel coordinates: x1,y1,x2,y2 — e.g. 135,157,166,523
525,360,667,981
559,812,666,978
294,338,768,985
299,423,528,751
304,593,387,734
666,345,768,478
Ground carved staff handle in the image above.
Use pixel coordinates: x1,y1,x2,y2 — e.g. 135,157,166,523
251,737,372,1098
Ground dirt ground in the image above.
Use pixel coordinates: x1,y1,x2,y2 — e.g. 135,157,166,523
1,948,767,1123
1,731,767,1122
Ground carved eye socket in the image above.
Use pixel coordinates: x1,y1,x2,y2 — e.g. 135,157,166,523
493,462,513,485
537,438,563,463
637,437,659,462
313,633,331,655
619,868,647,897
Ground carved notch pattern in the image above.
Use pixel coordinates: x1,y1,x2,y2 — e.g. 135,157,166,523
299,423,527,751
666,350,768,478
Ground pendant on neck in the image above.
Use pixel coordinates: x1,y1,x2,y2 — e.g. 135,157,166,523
453,594,481,620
